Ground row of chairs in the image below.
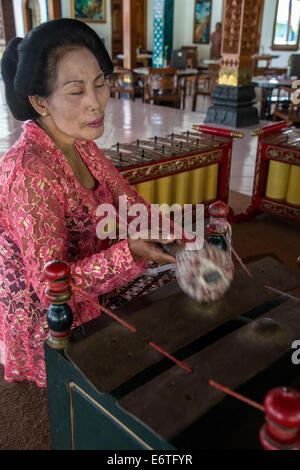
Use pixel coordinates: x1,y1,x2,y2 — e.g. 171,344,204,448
109,68,300,124
107,68,218,111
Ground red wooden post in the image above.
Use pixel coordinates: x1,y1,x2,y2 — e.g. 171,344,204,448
44,260,74,349
260,387,300,450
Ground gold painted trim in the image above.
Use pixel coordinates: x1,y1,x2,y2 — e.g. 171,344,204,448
260,199,300,218
68,382,153,450
252,128,265,136
120,150,223,184
265,146,300,165
230,131,244,138
218,68,252,87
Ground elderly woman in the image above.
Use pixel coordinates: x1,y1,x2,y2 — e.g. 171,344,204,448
0,19,182,387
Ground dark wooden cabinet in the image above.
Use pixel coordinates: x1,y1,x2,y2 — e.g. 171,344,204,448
135,0,147,50
111,0,123,59
111,0,147,61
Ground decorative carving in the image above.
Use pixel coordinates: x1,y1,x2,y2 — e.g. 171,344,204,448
240,0,261,55
222,0,260,56
120,150,223,184
260,199,300,221
218,68,253,86
265,146,300,165
221,55,253,70
222,0,243,55
220,0,262,86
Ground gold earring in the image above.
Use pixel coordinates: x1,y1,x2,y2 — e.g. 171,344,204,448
42,111,49,117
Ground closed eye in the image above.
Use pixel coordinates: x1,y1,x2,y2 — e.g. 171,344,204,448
70,83,105,94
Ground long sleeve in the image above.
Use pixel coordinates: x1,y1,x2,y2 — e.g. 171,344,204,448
0,123,155,388
7,167,147,308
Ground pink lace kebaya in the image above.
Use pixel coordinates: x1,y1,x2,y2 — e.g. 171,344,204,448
0,121,149,387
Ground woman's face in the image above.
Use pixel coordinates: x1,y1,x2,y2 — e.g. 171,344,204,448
43,46,110,146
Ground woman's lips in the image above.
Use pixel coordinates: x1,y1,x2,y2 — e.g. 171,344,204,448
88,117,104,127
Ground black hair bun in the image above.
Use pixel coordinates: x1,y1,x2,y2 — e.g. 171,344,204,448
1,37,22,85
1,37,38,121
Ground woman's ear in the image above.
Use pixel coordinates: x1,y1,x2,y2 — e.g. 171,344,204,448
28,95,50,117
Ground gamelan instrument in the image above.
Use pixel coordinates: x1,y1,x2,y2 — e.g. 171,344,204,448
232,121,300,223
102,125,243,213
42,124,300,450
43,251,300,450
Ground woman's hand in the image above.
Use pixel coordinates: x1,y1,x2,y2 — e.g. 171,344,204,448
127,235,185,265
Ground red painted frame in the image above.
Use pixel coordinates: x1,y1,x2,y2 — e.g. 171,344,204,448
229,121,300,224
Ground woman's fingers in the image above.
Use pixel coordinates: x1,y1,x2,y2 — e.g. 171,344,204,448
127,238,177,264
147,237,175,245
174,238,185,249
151,243,176,264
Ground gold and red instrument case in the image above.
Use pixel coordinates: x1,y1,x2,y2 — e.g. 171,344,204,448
233,121,300,223
102,125,243,216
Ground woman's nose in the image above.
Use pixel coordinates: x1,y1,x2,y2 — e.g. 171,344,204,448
85,87,104,111
86,91,100,111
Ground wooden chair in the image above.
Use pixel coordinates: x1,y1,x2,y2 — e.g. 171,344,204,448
192,71,218,111
181,46,198,69
144,68,181,109
252,55,273,76
107,69,136,101
273,86,300,124
179,47,199,100
180,75,197,110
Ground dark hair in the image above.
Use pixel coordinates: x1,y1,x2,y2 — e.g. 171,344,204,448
1,18,113,121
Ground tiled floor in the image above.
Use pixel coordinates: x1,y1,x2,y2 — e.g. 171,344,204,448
0,79,270,200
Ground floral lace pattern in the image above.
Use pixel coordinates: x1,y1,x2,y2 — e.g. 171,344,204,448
0,122,149,387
